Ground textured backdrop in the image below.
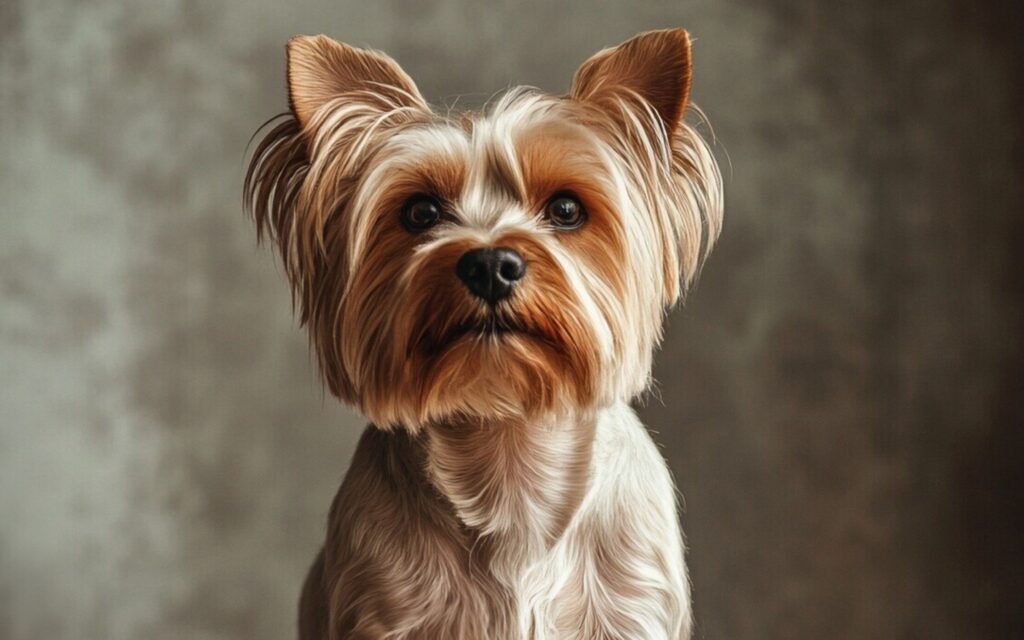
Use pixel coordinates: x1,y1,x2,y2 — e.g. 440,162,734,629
1,1,1021,639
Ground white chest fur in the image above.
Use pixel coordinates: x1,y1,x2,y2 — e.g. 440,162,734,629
426,403,691,639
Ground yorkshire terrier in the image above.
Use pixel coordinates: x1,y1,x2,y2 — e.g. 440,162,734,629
245,27,722,640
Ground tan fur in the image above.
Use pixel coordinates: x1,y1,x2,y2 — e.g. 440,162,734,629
245,28,722,639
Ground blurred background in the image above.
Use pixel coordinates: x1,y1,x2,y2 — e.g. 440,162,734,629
2,0,1021,638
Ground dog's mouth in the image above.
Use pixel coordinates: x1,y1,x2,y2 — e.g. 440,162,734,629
418,311,544,357
448,313,529,342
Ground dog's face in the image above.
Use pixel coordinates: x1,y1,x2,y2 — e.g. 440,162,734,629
245,29,721,430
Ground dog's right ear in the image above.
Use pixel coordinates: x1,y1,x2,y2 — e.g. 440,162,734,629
286,35,428,130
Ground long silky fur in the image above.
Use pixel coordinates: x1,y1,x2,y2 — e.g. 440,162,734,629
246,29,723,640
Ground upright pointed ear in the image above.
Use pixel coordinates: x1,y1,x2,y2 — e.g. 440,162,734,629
286,34,428,130
570,28,692,133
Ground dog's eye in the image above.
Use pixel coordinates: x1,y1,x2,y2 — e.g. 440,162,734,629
401,196,443,232
544,195,586,230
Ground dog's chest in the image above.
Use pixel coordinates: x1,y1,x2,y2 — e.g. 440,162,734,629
474,508,667,640
336,407,688,638
431,527,609,640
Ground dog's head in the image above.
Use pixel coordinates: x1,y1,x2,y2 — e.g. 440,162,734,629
244,29,722,430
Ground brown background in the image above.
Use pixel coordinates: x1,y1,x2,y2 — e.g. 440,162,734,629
1,1,1021,638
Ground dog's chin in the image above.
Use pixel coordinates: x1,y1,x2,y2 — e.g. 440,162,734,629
357,302,602,430
366,317,586,429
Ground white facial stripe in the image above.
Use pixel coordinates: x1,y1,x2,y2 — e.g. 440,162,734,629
347,91,628,244
459,90,568,232
542,237,615,359
460,119,519,230
345,124,469,273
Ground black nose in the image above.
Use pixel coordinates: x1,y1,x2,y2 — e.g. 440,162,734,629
455,247,526,305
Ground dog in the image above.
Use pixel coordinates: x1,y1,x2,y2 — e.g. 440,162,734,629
244,27,722,639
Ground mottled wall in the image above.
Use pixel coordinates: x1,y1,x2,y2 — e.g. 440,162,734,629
1,1,1020,639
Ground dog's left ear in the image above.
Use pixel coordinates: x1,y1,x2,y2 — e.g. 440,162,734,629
570,28,692,134
286,34,428,130
572,29,722,305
